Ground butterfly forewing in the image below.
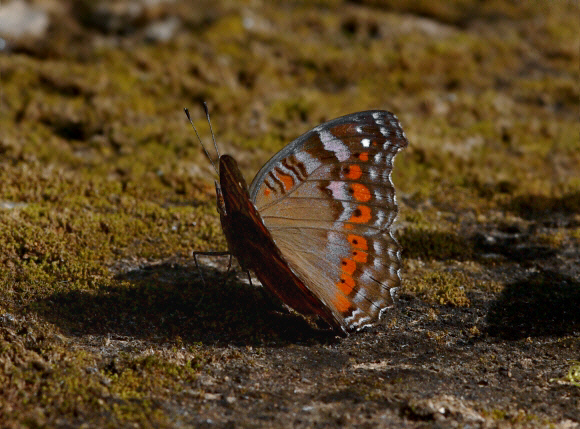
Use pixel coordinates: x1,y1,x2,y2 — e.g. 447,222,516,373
248,111,409,331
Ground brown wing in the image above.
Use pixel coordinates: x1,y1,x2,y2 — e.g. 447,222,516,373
249,111,409,331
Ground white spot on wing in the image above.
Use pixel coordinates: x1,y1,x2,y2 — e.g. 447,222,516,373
375,209,385,228
380,170,390,183
274,163,297,181
319,130,350,162
337,201,354,223
326,181,348,200
378,303,394,320
324,238,345,266
361,138,371,148
353,289,368,304
353,315,372,330
294,150,321,174
345,308,363,323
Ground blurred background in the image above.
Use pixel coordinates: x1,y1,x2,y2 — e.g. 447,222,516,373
0,0,579,427
1,0,578,282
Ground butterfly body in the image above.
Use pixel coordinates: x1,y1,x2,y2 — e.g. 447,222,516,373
214,110,409,335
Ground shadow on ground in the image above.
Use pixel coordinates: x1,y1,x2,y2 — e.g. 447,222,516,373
507,191,580,222
400,226,558,264
33,261,335,346
483,192,580,338
399,229,474,261
486,269,580,340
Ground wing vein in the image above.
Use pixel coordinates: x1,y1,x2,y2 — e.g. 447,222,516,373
264,220,394,234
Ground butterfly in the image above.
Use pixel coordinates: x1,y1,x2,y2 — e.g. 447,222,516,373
187,105,409,336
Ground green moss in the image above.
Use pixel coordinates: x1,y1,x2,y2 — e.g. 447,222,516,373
404,271,471,307
552,361,580,387
565,362,580,387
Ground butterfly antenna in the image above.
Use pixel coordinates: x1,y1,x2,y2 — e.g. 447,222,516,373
184,107,218,176
202,102,220,160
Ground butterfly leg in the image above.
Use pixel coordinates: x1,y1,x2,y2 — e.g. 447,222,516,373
193,251,231,286
245,270,253,287
226,254,233,277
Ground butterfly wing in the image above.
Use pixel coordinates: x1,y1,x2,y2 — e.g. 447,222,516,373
248,111,409,331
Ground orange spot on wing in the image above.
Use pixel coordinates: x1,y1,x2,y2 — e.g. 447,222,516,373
358,152,369,161
338,273,355,292
341,258,356,275
351,183,371,202
333,293,352,313
345,165,362,180
337,273,355,296
347,234,368,250
349,205,372,223
263,188,271,196
278,174,294,191
352,250,368,263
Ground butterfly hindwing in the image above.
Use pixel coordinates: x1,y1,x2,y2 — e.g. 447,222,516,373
248,111,409,331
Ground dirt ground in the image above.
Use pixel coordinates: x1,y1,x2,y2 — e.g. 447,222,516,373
0,0,579,428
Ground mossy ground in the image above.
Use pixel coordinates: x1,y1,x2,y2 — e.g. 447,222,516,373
1,0,579,427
